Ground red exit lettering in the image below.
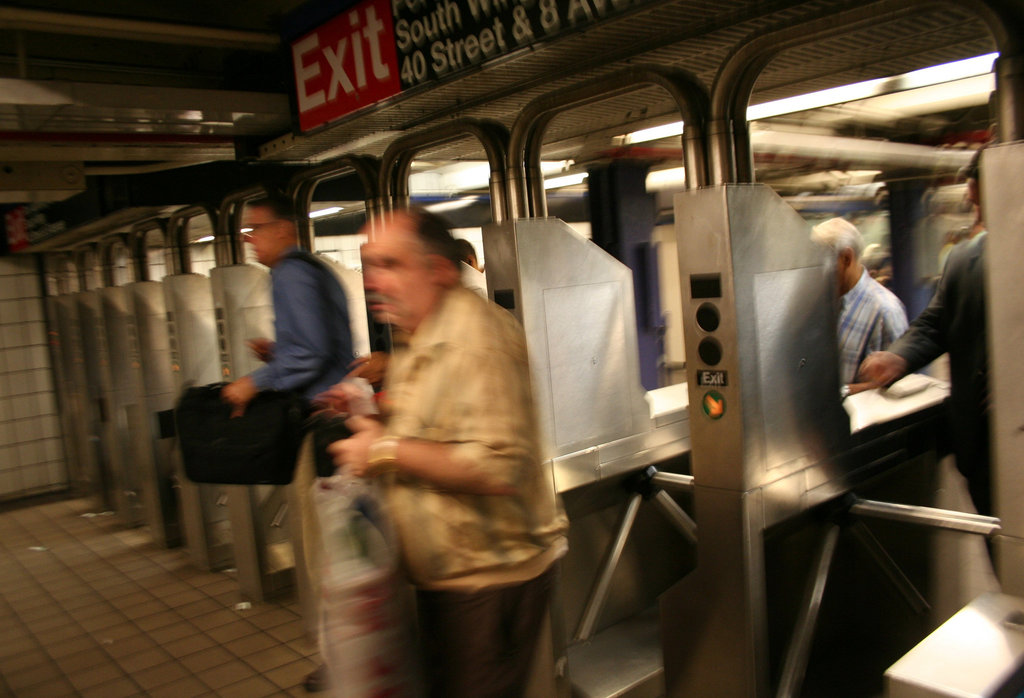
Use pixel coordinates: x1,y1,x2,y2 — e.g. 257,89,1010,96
291,0,402,132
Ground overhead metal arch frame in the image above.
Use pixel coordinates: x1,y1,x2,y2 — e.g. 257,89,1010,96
288,154,381,249
165,204,218,275
709,0,1024,185
95,232,133,288
216,186,268,266
128,217,170,283
506,65,710,219
378,118,512,224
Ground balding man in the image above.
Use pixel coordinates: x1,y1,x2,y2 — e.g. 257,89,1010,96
329,207,568,697
811,217,908,397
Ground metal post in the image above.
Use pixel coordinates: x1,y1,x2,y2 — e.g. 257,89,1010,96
651,490,698,545
849,498,1002,537
846,519,930,615
574,492,643,642
776,524,841,698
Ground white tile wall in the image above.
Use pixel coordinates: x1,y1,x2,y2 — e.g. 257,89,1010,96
0,254,68,500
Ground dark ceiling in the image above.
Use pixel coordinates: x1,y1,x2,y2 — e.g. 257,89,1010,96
0,0,1014,231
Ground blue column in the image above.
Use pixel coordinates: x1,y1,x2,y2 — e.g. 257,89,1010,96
887,179,932,321
587,161,662,390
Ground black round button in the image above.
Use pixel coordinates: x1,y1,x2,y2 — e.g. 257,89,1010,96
695,302,720,332
698,337,723,366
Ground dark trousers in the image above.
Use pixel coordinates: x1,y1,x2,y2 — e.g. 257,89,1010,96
416,567,554,698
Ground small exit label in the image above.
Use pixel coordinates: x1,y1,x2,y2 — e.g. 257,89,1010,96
697,370,728,387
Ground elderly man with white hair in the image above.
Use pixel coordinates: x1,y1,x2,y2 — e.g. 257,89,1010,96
811,217,908,397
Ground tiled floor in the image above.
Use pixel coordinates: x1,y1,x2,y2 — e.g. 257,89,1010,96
0,495,318,697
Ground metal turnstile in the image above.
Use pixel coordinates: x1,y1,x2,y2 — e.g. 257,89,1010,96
75,287,122,512
128,280,182,547
211,263,295,601
49,290,104,504
483,217,693,698
98,284,149,527
164,273,234,571
659,183,998,698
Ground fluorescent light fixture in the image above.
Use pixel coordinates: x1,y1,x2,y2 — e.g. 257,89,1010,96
540,160,574,175
622,122,684,146
410,160,577,195
623,53,998,143
239,227,253,234
425,197,480,213
544,172,588,190
193,235,215,243
309,206,344,218
749,52,997,120
645,167,687,191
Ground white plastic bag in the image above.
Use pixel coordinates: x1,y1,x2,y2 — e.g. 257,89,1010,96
314,474,418,698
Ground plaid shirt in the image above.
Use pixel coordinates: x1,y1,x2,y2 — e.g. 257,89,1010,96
382,286,568,589
838,269,909,384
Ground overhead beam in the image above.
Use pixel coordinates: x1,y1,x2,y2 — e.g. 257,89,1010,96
0,7,280,51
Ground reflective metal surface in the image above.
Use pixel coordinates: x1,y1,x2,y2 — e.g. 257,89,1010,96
75,289,119,512
982,141,1024,596
886,592,1024,697
50,293,102,504
482,217,689,492
128,280,181,548
210,264,294,601
162,273,233,571
661,184,857,697
99,285,148,527
483,216,693,698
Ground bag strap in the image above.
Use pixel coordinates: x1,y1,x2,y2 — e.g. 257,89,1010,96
285,250,348,376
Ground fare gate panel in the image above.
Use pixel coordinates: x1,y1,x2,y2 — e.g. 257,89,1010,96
129,280,182,548
163,273,234,571
99,285,149,528
75,289,121,512
211,264,294,602
51,294,103,504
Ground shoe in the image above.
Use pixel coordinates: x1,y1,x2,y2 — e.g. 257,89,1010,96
304,664,329,693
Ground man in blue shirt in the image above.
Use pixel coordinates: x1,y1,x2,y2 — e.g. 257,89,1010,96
811,217,908,397
221,194,354,414
221,193,354,693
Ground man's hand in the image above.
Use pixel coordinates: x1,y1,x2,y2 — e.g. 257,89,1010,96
221,376,258,418
347,352,389,389
246,338,275,363
857,351,908,389
328,415,384,477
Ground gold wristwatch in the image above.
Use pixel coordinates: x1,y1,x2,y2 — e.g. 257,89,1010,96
367,436,399,476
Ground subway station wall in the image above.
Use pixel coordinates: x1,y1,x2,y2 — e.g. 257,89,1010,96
0,256,66,500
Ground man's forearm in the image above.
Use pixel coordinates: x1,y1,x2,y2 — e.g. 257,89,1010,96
389,438,517,496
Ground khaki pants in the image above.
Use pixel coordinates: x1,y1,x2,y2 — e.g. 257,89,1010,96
290,434,323,639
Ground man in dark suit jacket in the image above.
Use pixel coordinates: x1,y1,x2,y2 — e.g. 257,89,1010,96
858,148,991,515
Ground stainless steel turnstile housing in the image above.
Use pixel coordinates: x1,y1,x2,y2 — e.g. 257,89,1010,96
128,280,182,547
164,273,234,571
211,263,294,601
484,217,693,698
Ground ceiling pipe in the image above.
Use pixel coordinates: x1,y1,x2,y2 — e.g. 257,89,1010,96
0,7,280,51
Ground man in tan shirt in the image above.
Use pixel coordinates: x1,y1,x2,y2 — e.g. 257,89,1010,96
330,207,568,697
